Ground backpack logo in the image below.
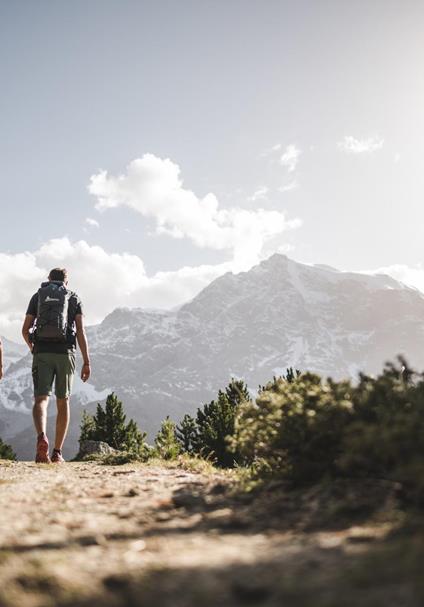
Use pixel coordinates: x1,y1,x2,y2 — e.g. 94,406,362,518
45,296,60,302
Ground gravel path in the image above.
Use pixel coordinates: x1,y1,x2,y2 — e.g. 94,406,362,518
0,461,419,607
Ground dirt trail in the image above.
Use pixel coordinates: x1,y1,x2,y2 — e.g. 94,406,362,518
0,461,419,607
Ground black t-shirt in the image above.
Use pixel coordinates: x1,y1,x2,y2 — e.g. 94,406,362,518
26,287,83,354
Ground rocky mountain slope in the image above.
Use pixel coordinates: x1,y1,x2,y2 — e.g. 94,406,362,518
2,254,424,459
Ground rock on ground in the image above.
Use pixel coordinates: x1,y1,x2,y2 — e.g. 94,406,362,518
75,440,117,460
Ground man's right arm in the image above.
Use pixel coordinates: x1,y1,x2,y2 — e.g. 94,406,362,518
22,315,35,351
22,294,37,351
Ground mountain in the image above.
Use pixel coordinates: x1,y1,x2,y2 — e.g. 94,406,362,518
2,254,424,460
1,336,27,370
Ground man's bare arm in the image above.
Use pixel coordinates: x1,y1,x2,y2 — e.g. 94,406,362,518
75,314,91,382
22,315,35,351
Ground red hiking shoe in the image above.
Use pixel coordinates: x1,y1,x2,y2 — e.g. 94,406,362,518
35,433,51,464
51,448,65,464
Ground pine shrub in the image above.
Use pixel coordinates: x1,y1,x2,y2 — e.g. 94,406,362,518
193,379,251,468
154,416,181,460
233,372,354,481
0,437,16,461
232,358,424,502
176,414,198,454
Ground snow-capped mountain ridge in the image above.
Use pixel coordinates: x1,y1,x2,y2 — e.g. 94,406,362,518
2,254,424,459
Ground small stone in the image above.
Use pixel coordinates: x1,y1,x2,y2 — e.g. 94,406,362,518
125,488,139,497
172,492,205,508
232,579,272,602
129,539,146,551
155,512,172,522
77,534,106,546
209,483,228,495
103,574,131,591
206,508,233,521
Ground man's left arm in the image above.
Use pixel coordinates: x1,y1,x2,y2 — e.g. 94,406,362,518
75,314,91,382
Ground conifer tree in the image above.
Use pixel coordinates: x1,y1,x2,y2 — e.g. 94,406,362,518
78,393,147,455
176,414,198,454
154,416,181,460
79,410,96,442
0,437,16,461
194,379,250,467
124,419,147,454
100,393,128,449
225,379,250,407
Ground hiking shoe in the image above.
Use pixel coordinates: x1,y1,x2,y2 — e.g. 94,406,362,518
35,433,51,464
51,448,65,464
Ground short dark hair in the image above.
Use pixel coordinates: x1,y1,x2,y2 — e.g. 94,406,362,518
48,268,68,282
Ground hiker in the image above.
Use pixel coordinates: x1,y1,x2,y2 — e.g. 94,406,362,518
22,268,91,463
0,337,3,380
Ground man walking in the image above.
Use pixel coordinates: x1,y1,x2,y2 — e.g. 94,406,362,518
22,268,90,463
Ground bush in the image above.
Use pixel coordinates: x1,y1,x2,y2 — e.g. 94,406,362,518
188,379,251,468
231,359,424,502
233,372,354,481
339,362,424,503
0,437,16,461
154,416,181,460
176,414,198,454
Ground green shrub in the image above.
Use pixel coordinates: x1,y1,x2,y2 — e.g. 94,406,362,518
101,449,152,465
0,437,16,461
232,359,424,502
192,379,251,468
233,372,354,481
176,414,198,454
154,416,181,460
339,362,424,503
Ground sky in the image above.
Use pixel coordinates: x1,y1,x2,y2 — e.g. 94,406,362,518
1,0,424,339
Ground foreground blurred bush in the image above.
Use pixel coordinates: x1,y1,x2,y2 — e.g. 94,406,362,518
231,358,424,504
0,437,16,461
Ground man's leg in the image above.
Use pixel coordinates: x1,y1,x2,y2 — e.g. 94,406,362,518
54,398,70,451
52,353,75,462
32,353,54,463
33,395,49,435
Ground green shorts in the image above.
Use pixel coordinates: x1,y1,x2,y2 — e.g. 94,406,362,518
32,352,76,399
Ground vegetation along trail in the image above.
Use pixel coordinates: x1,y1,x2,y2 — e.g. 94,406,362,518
0,459,422,607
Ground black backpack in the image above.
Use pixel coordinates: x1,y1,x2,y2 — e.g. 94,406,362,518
35,282,72,342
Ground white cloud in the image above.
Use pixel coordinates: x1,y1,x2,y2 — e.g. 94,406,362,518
248,186,269,202
338,136,384,154
0,238,233,341
0,228,305,341
280,145,301,173
278,181,298,193
0,155,303,341
88,154,300,271
85,217,99,228
369,263,424,293
260,143,282,157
